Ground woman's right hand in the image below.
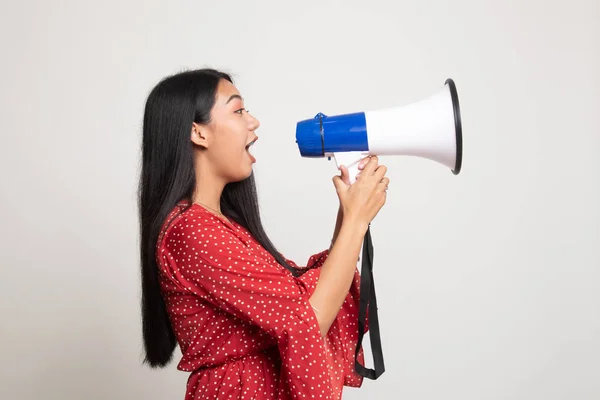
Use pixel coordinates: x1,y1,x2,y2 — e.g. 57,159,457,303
333,156,389,230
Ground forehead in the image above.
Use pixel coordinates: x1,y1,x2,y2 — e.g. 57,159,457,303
216,79,243,105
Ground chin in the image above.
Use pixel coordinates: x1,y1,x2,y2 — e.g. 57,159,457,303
242,168,254,180
227,168,254,184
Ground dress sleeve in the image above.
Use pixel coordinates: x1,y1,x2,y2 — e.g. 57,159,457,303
158,219,360,398
281,251,368,389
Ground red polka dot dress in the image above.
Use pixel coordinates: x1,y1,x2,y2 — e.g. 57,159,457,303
156,201,368,399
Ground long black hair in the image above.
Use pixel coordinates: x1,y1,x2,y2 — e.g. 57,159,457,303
138,68,298,368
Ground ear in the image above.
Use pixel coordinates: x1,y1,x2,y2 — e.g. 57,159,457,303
191,122,210,148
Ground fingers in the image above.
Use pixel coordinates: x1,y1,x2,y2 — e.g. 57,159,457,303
344,155,390,197
377,176,390,192
332,175,348,196
357,157,387,187
339,165,350,184
357,156,370,170
360,156,379,176
374,164,388,180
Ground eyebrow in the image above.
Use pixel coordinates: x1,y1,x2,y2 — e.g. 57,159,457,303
225,94,243,104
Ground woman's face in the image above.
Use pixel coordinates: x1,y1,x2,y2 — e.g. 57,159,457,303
194,79,260,183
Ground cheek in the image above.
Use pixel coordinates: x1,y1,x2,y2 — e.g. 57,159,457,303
212,133,248,168
214,126,243,153
220,120,246,147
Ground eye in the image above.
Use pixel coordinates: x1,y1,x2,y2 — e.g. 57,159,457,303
234,108,250,115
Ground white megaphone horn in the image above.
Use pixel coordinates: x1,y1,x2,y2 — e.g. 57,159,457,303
295,78,463,183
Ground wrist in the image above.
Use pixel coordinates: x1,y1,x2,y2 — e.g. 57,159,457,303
340,214,369,236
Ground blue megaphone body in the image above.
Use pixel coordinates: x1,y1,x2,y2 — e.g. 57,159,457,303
296,78,463,183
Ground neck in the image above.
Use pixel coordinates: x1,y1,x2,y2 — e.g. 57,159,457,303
192,157,227,214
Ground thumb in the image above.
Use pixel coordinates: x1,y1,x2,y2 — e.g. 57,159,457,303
339,164,350,185
332,174,348,197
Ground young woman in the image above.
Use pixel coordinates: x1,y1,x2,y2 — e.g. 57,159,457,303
138,68,389,399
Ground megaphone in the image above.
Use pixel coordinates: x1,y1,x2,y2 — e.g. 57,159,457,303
295,78,462,183
294,78,463,381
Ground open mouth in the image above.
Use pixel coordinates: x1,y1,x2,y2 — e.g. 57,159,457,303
245,139,257,161
246,138,258,151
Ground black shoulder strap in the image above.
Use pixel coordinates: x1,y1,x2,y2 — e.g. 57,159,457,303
355,225,385,379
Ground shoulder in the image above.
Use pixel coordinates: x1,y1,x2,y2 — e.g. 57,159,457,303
156,202,241,273
159,201,231,245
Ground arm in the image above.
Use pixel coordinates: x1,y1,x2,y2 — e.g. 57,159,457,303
329,204,360,269
329,205,344,251
310,217,367,337
317,161,374,337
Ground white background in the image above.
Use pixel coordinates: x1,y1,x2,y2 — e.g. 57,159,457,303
1,0,598,399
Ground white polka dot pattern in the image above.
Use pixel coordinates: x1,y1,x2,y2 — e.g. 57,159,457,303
155,201,367,399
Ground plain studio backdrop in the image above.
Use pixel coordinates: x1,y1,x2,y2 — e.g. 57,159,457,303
1,0,598,399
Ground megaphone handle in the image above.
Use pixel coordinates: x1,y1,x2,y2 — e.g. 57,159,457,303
347,164,360,185
333,152,370,184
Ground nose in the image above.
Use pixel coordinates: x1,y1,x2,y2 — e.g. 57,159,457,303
248,112,260,130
